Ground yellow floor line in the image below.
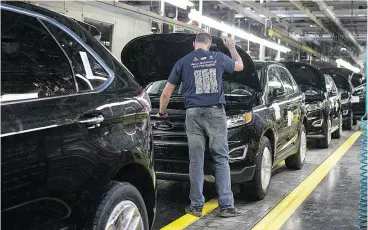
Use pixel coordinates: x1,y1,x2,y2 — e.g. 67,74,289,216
161,198,219,230
252,131,361,230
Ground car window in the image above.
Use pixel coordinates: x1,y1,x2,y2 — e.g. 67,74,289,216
1,10,76,103
276,67,294,95
324,74,333,92
284,63,325,91
267,67,284,93
42,21,110,92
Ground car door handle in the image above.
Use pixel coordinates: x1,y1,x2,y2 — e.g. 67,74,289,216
79,115,104,128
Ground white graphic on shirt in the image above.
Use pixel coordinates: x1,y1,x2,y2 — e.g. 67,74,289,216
192,55,218,94
209,68,218,93
194,70,203,94
193,57,198,62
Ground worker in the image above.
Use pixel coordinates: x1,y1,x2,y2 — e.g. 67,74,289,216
156,32,244,217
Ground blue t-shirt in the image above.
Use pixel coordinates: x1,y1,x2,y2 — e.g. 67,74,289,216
167,49,235,108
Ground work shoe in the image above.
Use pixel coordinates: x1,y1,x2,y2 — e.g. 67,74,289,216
218,207,241,218
185,206,203,217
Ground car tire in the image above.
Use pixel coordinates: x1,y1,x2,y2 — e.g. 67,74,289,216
318,116,331,148
92,182,149,230
343,111,353,130
353,118,358,125
244,136,272,200
332,113,342,139
285,124,306,170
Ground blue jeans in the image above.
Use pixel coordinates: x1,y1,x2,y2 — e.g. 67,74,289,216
185,106,234,210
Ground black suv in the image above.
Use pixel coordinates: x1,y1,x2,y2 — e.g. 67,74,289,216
1,3,155,230
121,33,307,200
283,62,342,148
321,71,354,129
321,67,364,88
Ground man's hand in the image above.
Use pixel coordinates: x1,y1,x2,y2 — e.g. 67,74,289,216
222,37,244,72
159,82,176,116
223,37,236,49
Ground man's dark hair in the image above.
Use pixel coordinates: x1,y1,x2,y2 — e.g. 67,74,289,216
195,32,212,44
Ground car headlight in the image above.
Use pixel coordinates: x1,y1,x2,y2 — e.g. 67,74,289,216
227,111,253,129
306,102,325,111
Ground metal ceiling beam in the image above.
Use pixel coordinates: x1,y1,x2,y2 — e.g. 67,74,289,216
217,0,299,40
238,0,323,45
313,0,365,53
305,33,367,39
288,0,362,65
217,1,326,56
92,1,203,33
289,0,330,33
240,0,297,31
217,0,264,25
262,1,367,8
268,28,322,57
271,9,367,18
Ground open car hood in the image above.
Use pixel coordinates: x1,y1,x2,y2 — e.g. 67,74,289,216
121,33,260,93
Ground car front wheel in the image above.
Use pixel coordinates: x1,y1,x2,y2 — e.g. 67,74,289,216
343,110,353,130
353,118,358,125
243,136,272,200
93,182,149,230
285,124,306,170
318,116,331,148
332,113,342,139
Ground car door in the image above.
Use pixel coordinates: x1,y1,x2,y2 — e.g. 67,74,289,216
266,65,289,154
277,66,303,146
1,8,145,228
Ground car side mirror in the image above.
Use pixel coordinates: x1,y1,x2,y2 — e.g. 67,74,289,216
329,90,337,96
271,88,286,98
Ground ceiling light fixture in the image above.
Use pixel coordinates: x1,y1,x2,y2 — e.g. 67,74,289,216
259,14,266,18
336,59,360,73
163,0,194,10
188,9,291,53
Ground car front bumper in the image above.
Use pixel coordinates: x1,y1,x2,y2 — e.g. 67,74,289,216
341,102,351,121
153,123,258,184
305,109,325,138
352,98,365,120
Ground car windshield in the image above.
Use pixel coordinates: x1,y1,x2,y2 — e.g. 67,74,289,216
330,75,350,91
284,63,325,91
298,85,324,95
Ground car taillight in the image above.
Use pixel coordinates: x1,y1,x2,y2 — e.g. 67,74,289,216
135,89,152,112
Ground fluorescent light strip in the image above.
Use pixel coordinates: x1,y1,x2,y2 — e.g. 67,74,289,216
164,0,194,10
188,9,291,53
336,58,360,73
